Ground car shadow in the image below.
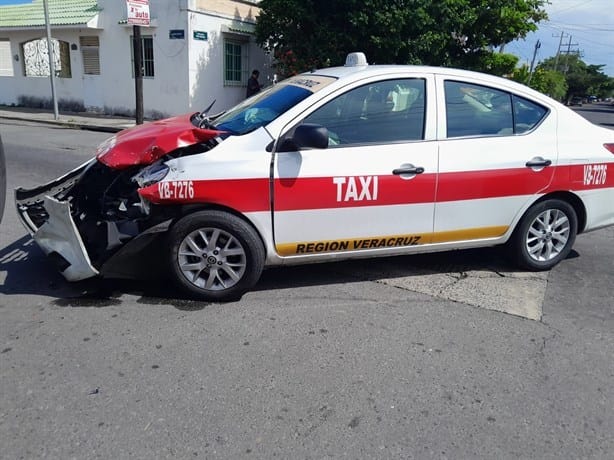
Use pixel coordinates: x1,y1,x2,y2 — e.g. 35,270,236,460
0,236,187,308
2,234,576,311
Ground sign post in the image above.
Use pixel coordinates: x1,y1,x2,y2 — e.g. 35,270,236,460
127,0,150,125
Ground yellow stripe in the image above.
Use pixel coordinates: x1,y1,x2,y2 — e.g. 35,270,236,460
429,226,508,243
275,226,509,256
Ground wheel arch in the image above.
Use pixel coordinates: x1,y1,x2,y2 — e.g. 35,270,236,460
532,191,587,234
172,202,269,249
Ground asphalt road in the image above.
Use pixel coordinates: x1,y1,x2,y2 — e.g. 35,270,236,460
1,110,613,459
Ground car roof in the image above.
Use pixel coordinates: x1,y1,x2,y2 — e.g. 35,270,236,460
306,63,555,106
309,63,510,81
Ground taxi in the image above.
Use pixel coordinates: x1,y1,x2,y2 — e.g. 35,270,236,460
15,53,614,300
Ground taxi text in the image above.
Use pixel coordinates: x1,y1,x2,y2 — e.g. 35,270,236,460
333,176,379,202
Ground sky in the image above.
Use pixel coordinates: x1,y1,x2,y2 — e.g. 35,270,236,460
509,0,614,76
1,0,612,75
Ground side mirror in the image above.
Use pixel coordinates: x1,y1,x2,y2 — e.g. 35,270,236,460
278,123,329,152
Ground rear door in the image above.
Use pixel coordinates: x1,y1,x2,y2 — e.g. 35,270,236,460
433,77,556,245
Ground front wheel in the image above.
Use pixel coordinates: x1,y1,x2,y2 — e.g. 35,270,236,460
168,211,265,301
509,199,578,271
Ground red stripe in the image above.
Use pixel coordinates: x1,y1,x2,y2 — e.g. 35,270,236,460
555,163,614,191
274,174,437,211
137,163,613,212
435,167,552,202
139,178,270,212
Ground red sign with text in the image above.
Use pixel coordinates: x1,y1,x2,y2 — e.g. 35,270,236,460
127,0,150,26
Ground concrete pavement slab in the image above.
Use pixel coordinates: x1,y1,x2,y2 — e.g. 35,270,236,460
331,251,547,321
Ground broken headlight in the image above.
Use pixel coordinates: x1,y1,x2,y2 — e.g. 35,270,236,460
132,162,170,188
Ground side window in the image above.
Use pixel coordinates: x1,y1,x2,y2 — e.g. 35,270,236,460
0,39,14,77
80,36,100,75
445,81,513,137
303,78,426,146
130,35,154,78
223,39,249,87
513,95,548,133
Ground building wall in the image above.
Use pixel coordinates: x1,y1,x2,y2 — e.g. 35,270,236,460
0,29,87,107
94,0,192,117
186,4,272,113
0,0,270,117
192,0,259,19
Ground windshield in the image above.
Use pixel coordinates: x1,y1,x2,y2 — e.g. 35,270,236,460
212,75,336,135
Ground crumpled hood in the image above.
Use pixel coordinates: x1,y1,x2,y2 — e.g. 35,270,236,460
96,113,222,169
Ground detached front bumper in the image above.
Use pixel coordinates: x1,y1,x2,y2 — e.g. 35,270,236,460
15,159,99,281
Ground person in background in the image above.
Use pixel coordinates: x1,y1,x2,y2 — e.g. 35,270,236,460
246,69,261,98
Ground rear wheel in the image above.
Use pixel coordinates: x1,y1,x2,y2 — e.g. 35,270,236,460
168,211,265,301
510,199,577,271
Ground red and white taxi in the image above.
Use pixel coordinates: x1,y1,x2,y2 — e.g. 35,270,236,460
16,53,614,300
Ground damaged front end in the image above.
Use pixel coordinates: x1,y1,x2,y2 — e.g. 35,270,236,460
15,113,222,281
15,157,178,281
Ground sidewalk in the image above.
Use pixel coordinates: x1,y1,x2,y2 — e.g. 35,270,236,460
0,106,137,133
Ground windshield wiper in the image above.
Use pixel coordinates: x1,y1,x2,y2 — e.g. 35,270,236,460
196,99,216,129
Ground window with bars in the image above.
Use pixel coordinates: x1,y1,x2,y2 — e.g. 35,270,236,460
80,36,100,75
21,38,71,78
130,35,154,78
224,39,248,86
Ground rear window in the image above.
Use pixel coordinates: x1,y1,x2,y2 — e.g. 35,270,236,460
445,80,548,138
512,95,548,134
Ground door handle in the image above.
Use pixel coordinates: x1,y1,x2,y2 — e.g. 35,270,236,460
525,157,552,168
393,166,425,175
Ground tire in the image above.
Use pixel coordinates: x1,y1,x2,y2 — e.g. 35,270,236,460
509,199,577,271
167,210,265,301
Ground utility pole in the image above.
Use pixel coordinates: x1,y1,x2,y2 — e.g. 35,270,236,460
528,39,541,85
553,31,566,72
127,0,149,125
133,25,144,125
562,35,579,74
43,0,59,120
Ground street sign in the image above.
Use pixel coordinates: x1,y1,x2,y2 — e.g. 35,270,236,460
193,31,208,41
169,29,185,40
127,0,150,26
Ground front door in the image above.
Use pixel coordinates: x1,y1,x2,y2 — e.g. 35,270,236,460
272,77,439,258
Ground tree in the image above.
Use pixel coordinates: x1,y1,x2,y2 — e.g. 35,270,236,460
256,0,548,77
537,54,613,100
464,51,519,76
512,65,568,100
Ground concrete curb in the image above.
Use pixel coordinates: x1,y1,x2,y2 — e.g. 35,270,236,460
0,109,136,133
0,114,126,133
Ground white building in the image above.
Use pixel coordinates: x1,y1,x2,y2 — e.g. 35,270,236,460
0,0,271,118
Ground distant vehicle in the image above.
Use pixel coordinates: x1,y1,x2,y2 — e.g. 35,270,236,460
14,53,614,301
0,134,5,223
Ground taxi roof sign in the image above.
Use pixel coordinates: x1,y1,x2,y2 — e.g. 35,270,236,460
344,52,368,67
